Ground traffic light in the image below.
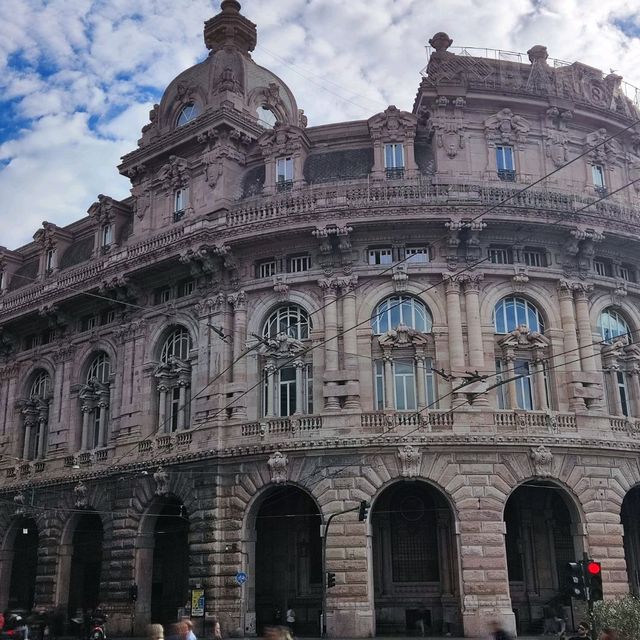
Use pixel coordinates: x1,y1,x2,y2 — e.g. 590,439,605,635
326,572,336,589
586,560,603,601
565,561,586,600
358,500,370,521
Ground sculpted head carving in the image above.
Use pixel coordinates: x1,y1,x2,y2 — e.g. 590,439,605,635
429,32,453,53
527,45,548,63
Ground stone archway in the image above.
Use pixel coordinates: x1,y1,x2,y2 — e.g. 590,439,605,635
66,513,104,617
371,481,461,636
135,496,189,628
504,481,584,635
251,486,322,636
2,517,39,611
621,486,640,595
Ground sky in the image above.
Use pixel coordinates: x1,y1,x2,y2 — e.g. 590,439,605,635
0,0,639,250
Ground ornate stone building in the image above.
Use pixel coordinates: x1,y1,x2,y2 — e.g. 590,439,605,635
1,3,640,638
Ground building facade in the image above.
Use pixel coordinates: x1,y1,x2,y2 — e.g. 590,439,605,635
1,2,640,637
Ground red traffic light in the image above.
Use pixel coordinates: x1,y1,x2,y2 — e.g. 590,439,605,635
587,561,601,575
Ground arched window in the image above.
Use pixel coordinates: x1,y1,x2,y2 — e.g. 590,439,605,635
155,327,193,433
22,370,52,460
598,307,631,343
160,327,192,362
371,295,432,335
80,353,111,451
494,296,545,334
177,103,199,126
30,370,51,399
263,305,311,341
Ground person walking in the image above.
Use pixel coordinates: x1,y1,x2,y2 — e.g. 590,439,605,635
489,620,513,640
210,615,221,640
285,608,295,637
567,621,590,640
183,620,196,640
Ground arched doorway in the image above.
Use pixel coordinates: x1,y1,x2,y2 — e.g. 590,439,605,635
254,487,322,635
67,513,103,617
7,517,38,611
504,482,583,634
150,499,189,625
621,486,640,595
372,481,461,636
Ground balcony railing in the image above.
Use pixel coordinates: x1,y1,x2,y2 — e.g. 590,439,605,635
494,410,576,432
240,415,323,437
360,411,454,431
497,169,517,182
385,167,405,180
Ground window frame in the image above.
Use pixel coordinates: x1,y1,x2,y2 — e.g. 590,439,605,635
101,224,113,248
494,296,545,334
263,305,311,341
177,103,200,127
276,156,294,191
287,254,311,273
488,247,513,265
496,145,516,181
257,259,277,279
160,327,192,363
384,143,405,179
371,295,432,335
592,164,606,194
368,247,393,266
405,246,430,263
598,307,631,343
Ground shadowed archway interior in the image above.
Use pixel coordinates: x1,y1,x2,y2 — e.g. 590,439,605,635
67,513,103,617
372,482,460,636
8,517,38,611
255,487,322,636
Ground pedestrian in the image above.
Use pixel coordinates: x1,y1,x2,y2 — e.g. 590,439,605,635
182,620,196,640
598,629,618,640
264,627,292,640
210,615,221,640
567,621,590,640
147,624,164,640
285,607,295,636
488,619,513,640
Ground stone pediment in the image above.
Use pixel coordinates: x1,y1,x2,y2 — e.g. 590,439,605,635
498,324,549,349
368,105,417,142
378,324,430,349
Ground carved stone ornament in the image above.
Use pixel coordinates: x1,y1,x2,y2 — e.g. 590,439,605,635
368,105,417,142
530,445,553,477
273,275,289,301
258,122,308,159
153,467,170,496
73,481,88,509
584,128,618,165
484,108,530,144
158,155,190,193
391,264,409,292
14,491,26,516
261,333,305,358
267,451,289,484
628,158,640,194
397,444,422,478
499,324,550,350
544,132,569,168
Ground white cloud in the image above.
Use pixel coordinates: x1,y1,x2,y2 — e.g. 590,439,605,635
0,0,639,249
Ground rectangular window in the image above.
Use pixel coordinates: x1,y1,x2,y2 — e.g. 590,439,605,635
384,143,405,179
177,280,195,297
514,360,534,410
523,249,545,267
26,334,41,350
394,360,417,411
101,310,116,325
0,271,5,290
45,249,56,272
594,260,610,277
101,224,113,247
257,259,277,279
619,266,631,281
424,357,438,409
405,246,430,263
287,254,311,273
276,157,294,191
174,188,188,221
374,360,385,411
155,287,172,304
617,371,630,417
592,164,606,193
86,316,96,331
368,247,393,265
170,387,180,432
496,145,516,181
488,248,513,264
279,366,297,417
305,363,313,414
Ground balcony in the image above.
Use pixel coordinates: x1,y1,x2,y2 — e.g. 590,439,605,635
276,179,293,193
497,169,517,182
385,167,405,180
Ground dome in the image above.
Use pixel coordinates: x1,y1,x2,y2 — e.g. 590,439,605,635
141,1,301,144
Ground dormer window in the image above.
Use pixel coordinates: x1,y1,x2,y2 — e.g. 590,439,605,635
45,249,56,273
258,106,277,129
174,188,188,221
101,224,113,248
276,157,293,192
177,103,199,127
592,164,606,195
384,143,405,179
496,145,516,181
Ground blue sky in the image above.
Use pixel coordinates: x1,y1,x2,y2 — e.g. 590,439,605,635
0,0,639,250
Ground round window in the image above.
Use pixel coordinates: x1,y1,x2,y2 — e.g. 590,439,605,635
257,105,277,128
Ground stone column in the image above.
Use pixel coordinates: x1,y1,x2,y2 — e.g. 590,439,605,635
340,276,361,410
157,385,168,433
415,355,428,410
533,359,548,411
22,420,32,459
97,402,108,446
574,285,596,370
319,278,340,410
294,360,305,415
80,405,91,450
605,367,623,416
558,281,586,410
177,383,187,430
505,355,518,410
461,274,484,370
36,417,46,458
264,363,276,418
228,291,248,419
628,368,640,417
383,354,394,410
444,277,465,373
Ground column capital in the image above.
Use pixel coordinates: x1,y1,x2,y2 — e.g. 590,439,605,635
459,272,484,293
318,277,338,294
337,275,358,294
557,279,574,299
443,275,461,294
573,282,594,301
227,290,247,311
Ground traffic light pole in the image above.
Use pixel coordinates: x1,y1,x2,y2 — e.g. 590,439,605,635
321,505,360,637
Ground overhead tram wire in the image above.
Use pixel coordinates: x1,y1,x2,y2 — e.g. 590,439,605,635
95,160,640,473
3,116,638,476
